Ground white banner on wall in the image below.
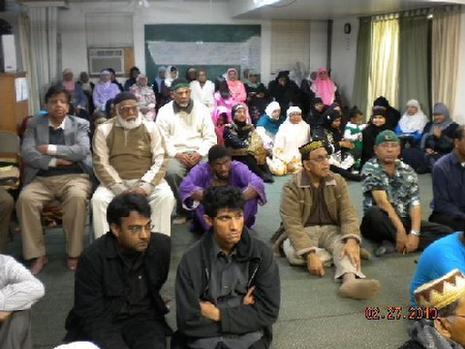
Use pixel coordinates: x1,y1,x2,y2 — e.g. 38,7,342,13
147,36,261,71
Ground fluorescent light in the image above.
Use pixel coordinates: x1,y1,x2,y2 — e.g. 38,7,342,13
253,0,280,7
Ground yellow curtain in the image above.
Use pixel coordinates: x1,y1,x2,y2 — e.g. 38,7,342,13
432,10,461,116
367,19,400,116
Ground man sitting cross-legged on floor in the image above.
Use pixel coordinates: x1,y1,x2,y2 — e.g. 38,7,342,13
429,125,465,232
179,145,266,234
173,185,280,349
92,92,175,238
276,140,380,300
65,193,172,349
360,130,452,257
0,254,45,349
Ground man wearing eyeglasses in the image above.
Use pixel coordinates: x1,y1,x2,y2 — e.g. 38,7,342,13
65,193,172,349
277,140,380,300
401,269,465,349
92,92,175,238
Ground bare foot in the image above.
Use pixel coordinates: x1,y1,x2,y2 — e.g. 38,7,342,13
67,257,79,271
338,278,381,300
30,256,48,275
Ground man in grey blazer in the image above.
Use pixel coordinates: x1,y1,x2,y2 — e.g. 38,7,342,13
16,85,92,275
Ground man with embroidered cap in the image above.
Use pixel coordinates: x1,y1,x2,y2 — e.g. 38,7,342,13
360,130,451,257
156,78,217,223
400,269,465,349
92,91,175,237
275,140,380,300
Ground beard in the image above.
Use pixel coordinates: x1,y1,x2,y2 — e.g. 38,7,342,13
116,112,143,130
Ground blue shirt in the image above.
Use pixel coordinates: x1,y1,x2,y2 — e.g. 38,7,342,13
409,232,465,304
431,151,465,219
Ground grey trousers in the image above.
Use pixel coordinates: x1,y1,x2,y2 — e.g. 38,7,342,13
0,188,14,253
165,156,206,215
0,309,33,349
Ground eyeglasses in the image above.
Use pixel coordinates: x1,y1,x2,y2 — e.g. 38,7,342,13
309,154,331,163
118,105,138,114
127,224,153,234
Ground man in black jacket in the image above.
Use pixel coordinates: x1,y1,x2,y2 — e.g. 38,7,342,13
174,185,280,349
65,193,171,349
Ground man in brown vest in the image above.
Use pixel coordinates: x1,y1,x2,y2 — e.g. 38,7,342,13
92,92,175,238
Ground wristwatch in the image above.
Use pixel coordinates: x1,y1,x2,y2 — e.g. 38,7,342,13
410,229,421,237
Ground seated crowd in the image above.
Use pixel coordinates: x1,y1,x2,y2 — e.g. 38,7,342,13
1,64,465,349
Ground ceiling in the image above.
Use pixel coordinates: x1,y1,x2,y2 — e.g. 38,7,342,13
232,0,465,19
9,0,465,19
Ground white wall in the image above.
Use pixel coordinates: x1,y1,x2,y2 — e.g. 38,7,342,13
309,20,328,73
57,1,328,85
58,1,274,81
0,11,23,71
330,16,359,106
453,8,465,124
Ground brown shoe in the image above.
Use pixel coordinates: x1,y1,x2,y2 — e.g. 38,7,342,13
30,256,48,275
67,257,79,271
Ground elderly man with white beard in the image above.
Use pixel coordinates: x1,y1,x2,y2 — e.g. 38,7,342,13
91,92,175,237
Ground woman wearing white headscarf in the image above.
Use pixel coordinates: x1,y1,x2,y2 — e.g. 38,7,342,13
267,106,310,175
396,99,429,145
158,65,178,107
256,101,284,150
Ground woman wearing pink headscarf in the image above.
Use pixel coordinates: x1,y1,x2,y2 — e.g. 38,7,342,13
226,68,247,103
311,68,337,106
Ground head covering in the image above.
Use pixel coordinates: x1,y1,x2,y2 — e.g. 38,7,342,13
375,130,400,146
398,99,429,133
433,102,451,118
323,108,342,128
54,342,100,349
299,140,325,157
232,103,247,117
372,106,387,118
265,101,281,120
164,65,178,88
286,106,302,117
311,68,336,105
62,68,73,76
414,269,465,310
158,66,166,73
100,69,111,76
170,78,190,91
226,68,238,81
275,71,290,81
136,73,148,85
113,92,137,105
373,96,390,108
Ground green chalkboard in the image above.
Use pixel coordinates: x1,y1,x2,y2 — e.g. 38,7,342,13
144,24,261,83
145,24,261,43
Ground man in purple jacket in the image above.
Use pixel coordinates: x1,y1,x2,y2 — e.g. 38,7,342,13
179,145,266,233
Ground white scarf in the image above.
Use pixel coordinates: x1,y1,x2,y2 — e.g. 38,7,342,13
398,99,429,133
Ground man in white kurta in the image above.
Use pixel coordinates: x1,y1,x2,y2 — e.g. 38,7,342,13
92,92,175,237
156,78,217,218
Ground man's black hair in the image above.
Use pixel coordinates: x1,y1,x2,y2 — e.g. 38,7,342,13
203,186,245,218
106,193,151,227
453,125,465,140
208,145,231,164
45,84,71,104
